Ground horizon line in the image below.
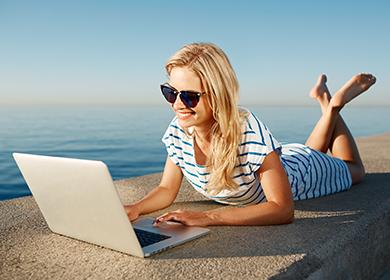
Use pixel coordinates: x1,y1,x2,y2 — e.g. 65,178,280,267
1,102,389,108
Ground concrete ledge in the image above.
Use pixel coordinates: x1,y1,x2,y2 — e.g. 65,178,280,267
1,133,390,279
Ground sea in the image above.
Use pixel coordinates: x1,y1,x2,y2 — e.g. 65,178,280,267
1,105,389,201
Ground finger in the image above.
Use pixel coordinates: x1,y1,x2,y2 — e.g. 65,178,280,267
156,209,185,220
154,213,175,225
155,211,173,221
155,213,182,225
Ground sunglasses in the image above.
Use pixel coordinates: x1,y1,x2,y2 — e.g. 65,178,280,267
160,83,207,108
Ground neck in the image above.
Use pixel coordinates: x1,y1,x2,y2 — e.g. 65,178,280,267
194,121,214,144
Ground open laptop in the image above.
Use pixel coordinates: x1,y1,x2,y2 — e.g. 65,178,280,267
13,153,209,258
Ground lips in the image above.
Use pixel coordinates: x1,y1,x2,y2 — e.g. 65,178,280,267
177,111,195,119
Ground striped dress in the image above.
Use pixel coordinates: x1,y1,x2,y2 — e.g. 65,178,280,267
161,108,352,206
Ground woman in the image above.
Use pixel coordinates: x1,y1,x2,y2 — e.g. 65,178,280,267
124,42,376,227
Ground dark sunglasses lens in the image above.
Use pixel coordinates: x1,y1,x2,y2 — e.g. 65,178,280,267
180,92,199,108
161,86,177,103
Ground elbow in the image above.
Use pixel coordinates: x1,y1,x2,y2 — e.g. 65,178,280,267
283,208,295,224
277,202,295,225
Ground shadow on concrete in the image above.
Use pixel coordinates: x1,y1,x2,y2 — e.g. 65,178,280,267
151,173,390,260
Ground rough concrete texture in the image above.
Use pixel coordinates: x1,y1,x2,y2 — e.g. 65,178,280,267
1,133,389,280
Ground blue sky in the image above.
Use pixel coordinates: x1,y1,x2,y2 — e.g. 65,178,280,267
0,0,389,106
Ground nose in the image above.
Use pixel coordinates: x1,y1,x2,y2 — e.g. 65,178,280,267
172,93,187,110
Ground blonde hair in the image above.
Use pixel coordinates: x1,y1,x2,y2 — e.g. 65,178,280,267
165,42,248,195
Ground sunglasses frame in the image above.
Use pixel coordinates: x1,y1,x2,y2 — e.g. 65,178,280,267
160,83,207,108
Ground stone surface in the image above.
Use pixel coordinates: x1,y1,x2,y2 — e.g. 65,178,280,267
1,133,389,279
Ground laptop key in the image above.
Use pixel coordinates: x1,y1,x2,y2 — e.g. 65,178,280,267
134,228,171,247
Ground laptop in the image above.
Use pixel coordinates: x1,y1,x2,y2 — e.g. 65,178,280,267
13,153,209,258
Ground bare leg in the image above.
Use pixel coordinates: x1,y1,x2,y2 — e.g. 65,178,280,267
305,73,376,184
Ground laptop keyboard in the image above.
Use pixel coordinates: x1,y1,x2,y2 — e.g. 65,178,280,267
134,228,171,247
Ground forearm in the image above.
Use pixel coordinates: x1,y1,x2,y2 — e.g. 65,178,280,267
205,201,294,226
133,186,176,215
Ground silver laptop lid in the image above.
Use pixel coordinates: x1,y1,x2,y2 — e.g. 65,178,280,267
13,153,144,257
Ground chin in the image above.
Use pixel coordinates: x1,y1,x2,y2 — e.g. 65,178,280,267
177,119,193,128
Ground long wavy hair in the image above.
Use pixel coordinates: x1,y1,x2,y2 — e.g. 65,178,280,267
165,42,248,195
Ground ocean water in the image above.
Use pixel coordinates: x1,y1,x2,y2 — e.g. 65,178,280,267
1,105,389,201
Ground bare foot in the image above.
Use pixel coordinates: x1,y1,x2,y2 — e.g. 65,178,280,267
310,74,330,99
330,73,376,109
310,74,332,113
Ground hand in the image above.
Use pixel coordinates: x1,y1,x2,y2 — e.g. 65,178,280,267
124,204,141,221
154,209,213,227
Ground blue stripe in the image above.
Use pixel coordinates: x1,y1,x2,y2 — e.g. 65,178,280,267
338,160,347,191
164,133,192,147
344,160,351,187
179,165,199,179
183,151,193,157
240,152,266,157
186,177,203,190
233,171,253,179
264,124,277,151
246,117,253,130
335,160,345,188
184,161,196,167
317,153,329,195
239,177,257,187
243,130,256,135
305,154,316,199
180,166,209,186
239,141,266,146
222,181,261,204
281,158,299,197
182,140,192,147
317,152,329,196
334,160,343,191
251,113,265,144
184,168,198,179
314,152,325,197
287,155,307,181
325,154,335,195
308,155,318,199
288,153,310,199
289,153,309,170
290,147,311,159
330,156,339,193
241,181,263,204
323,154,336,194
196,170,210,176
319,153,331,195
340,160,349,188
243,184,264,205
167,153,184,163
235,162,250,168
165,143,183,151
169,124,185,134
312,152,323,197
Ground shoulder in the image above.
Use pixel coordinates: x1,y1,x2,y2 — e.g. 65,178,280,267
237,107,282,172
162,117,187,141
238,107,267,138
162,116,193,149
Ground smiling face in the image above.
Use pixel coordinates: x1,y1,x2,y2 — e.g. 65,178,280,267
168,66,215,130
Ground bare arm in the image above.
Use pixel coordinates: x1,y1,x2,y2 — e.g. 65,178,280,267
124,156,183,220
154,151,294,226
206,151,294,225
